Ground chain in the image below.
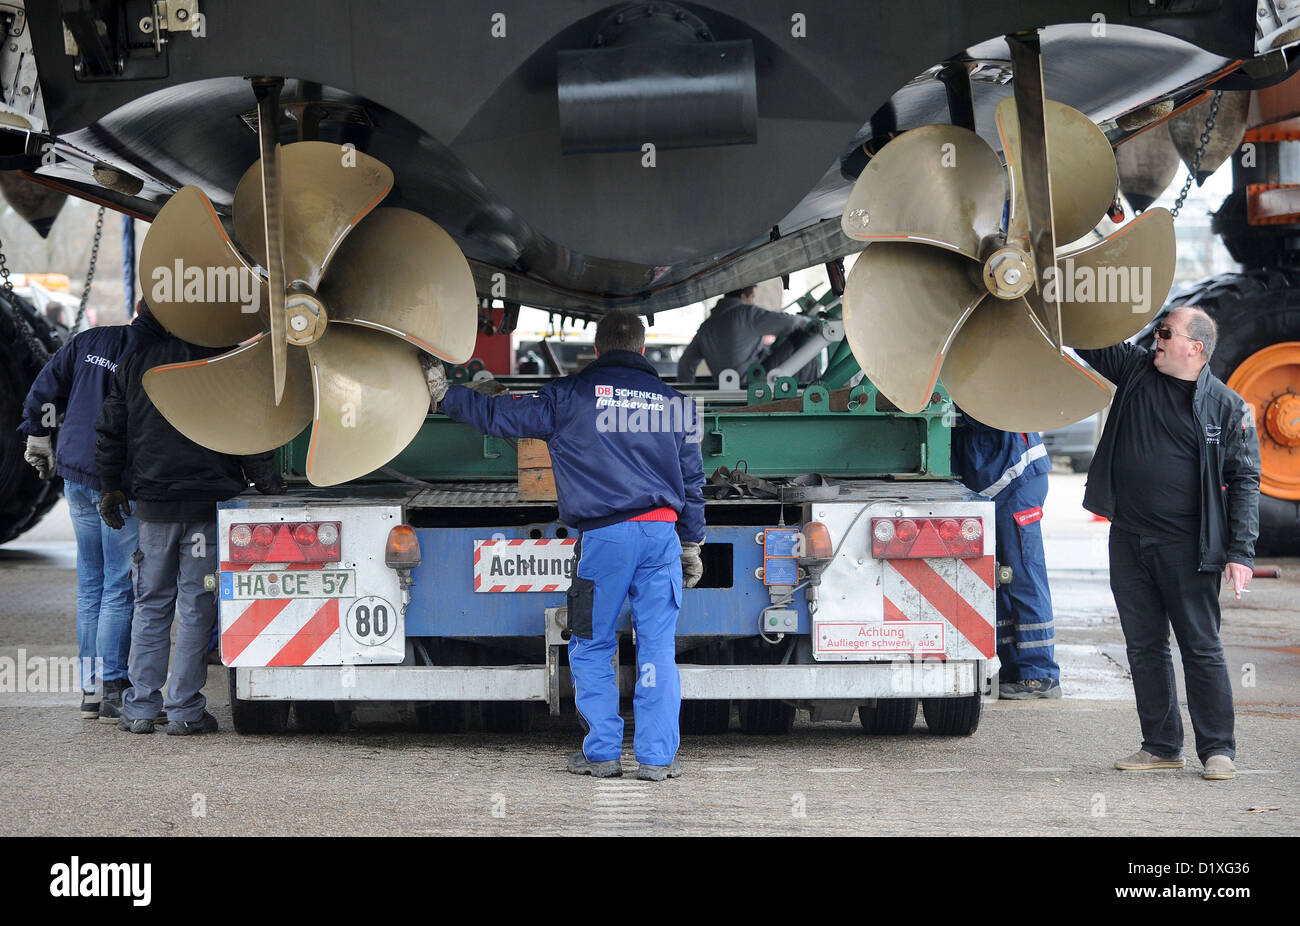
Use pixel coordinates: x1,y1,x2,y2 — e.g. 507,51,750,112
72,206,106,332
0,235,51,364
1170,90,1223,219
0,234,11,292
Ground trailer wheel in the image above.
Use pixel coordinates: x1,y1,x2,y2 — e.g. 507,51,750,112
737,700,795,734
227,668,290,734
1168,269,1300,554
293,701,341,733
858,698,917,734
415,701,472,733
482,700,535,734
0,289,65,545
679,643,731,735
921,693,982,735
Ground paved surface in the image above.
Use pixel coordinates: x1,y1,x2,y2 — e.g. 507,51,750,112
1,473,1295,836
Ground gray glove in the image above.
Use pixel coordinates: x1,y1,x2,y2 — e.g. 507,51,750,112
680,541,703,589
421,354,449,407
467,376,509,397
24,435,54,480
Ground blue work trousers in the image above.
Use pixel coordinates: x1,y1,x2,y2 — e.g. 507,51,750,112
994,473,1059,682
567,520,683,766
65,479,137,692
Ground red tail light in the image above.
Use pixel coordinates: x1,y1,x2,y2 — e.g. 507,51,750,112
871,517,983,559
228,521,342,563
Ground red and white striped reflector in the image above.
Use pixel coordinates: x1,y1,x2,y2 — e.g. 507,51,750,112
229,521,342,564
870,517,982,559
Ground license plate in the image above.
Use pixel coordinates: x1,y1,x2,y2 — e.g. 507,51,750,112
221,569,354,600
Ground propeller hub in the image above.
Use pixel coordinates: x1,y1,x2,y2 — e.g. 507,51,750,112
285,290,328,346
982,247,1034,300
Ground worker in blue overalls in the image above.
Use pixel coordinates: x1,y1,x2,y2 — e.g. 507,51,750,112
426,311,706,780
950,408,1061,699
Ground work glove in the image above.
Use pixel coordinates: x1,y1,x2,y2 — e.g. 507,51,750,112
23,435,55,480
421,354,450,407
254,473,285,495
99,491,131,531
467,376,509,397
680,541,703,589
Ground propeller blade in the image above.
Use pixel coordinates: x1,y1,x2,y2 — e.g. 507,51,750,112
997,97,1117,246
141,335,313,454
1057,208,1176,349
304,325,430,487
319,207,479,363
840,124,1006,258
234,140,394,291
842,242,986,414
138,186,268,347
941,296,1114,432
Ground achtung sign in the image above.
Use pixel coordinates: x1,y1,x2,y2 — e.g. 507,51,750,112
473,538,578,592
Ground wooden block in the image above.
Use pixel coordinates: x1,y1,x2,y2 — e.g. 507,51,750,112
517,438,553,469
518,468,557,501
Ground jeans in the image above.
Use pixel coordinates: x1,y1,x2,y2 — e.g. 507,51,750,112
123,519,218,723
567,520,683,767
64,480,137,693
1109,526,1235,764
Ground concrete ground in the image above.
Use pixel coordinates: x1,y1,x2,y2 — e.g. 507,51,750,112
1,472,1295,836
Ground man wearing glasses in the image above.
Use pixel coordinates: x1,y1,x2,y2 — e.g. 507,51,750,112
1076,306,1260,781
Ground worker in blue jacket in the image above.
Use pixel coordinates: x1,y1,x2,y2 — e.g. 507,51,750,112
950,409,1061,699
426,311,706,781
18,303,161,719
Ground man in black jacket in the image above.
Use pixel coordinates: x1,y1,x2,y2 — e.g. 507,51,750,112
95,304,280,735
1078,306,1260,781
676,287,810,385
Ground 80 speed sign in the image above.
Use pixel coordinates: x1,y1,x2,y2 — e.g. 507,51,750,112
345,596,397,647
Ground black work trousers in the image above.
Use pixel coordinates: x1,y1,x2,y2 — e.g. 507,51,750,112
1108,527,1235,764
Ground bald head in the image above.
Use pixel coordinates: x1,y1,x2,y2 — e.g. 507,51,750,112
1154,305,1216,380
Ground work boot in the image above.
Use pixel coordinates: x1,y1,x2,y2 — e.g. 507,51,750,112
567,752,622,778
1115,749,1185,771
999,678,1062,700
636,758,682,782
1202,755,1236,781
79,692,100,720
97,678,131,725
165,711,219,736
116,715,156,734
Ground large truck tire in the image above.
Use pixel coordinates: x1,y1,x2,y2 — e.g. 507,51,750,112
921,693,982,736
292,700,341,733
678,643,731,735
227,668,291,734
1168,269,1300,555
858,698,917,734
737,699,796,734
0,289,65,546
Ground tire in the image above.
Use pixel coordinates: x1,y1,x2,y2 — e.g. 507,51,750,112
1068,453,1093,475
292,700,340,733
415,701,472,733
1167,269,1300,554
679,643,731,735
413,637,473,733
0,289,66,546
858,698,917,734
737,699,795,734
227,668,290,735
481,700,535,734
921,693,983,736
